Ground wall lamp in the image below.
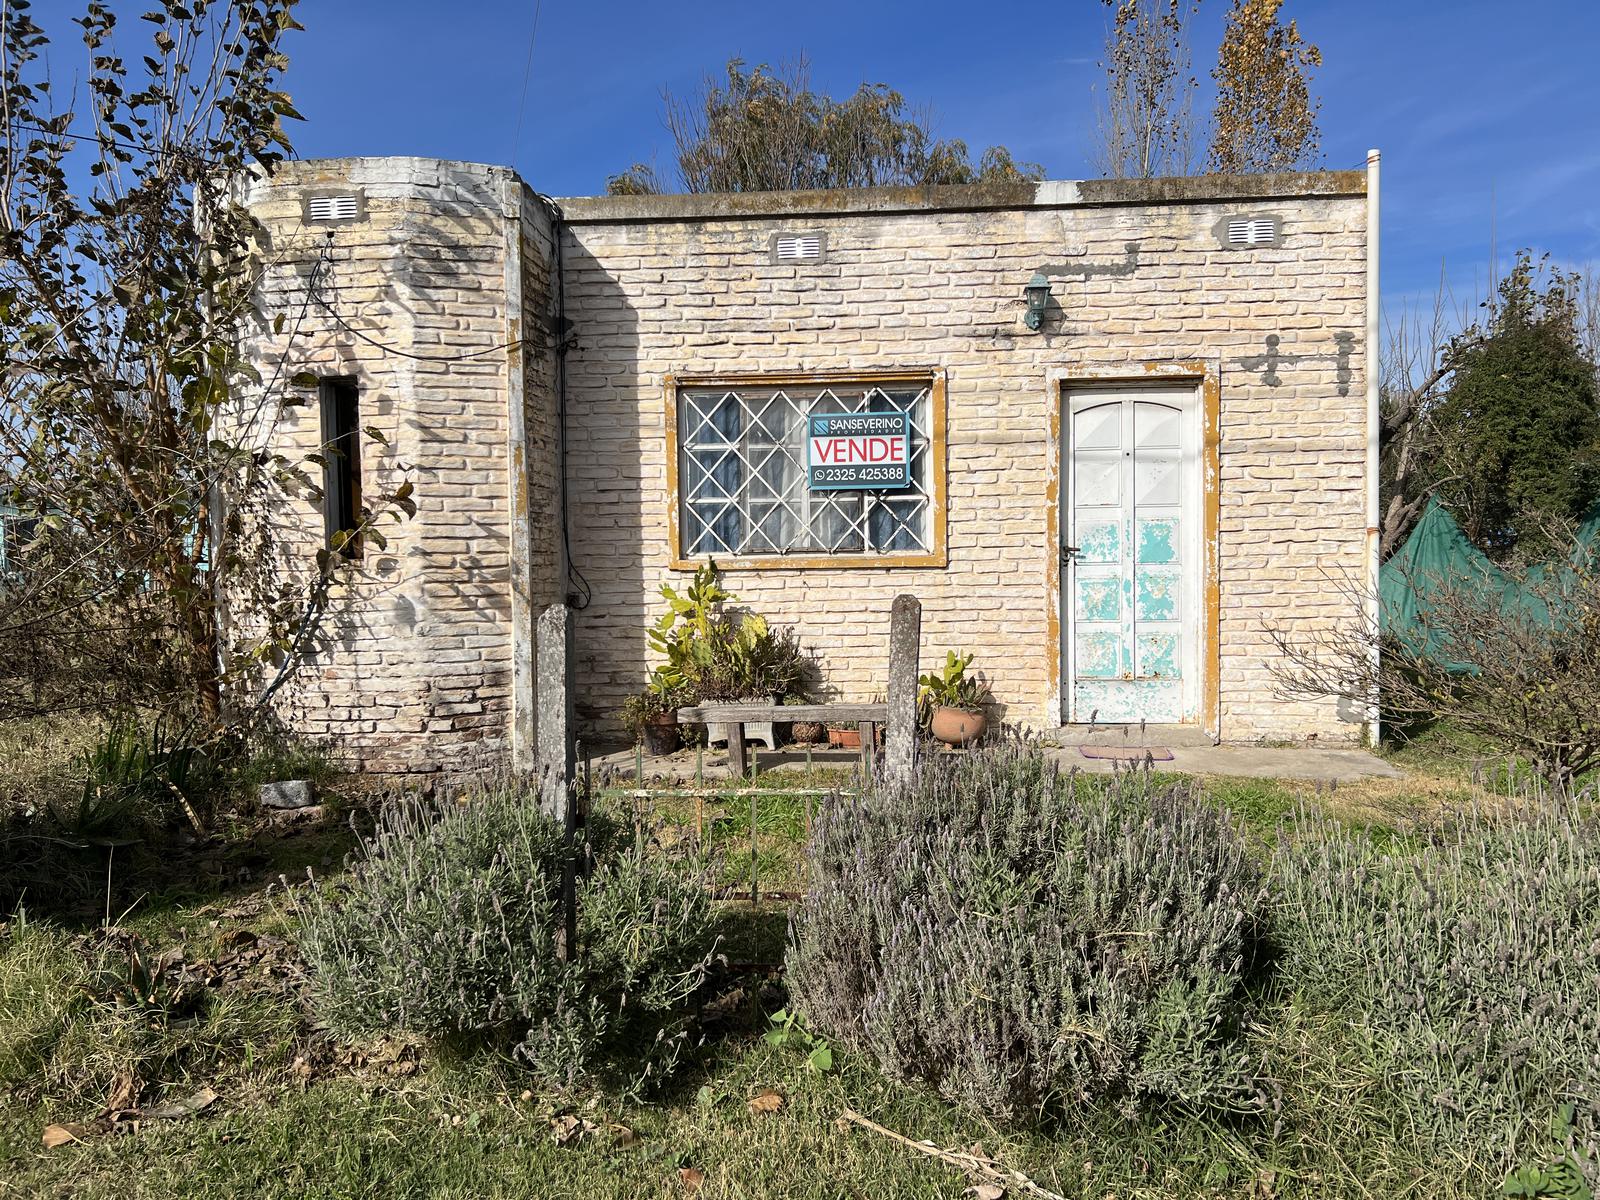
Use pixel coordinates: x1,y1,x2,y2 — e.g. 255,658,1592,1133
1023,272,1052,331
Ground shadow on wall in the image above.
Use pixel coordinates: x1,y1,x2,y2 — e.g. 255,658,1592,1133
558,229,645,740
253,188,516,771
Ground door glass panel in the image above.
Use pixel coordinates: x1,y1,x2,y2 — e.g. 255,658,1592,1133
1134,403,1180,448
1136,517,1178,564
1076,630,1122,678
1075,458,1120,506
1077,520,1121,563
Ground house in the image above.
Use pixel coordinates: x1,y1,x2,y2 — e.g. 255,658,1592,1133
237,155,1379,772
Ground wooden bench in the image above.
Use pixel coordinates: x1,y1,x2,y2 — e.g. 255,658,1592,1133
676,702,887,778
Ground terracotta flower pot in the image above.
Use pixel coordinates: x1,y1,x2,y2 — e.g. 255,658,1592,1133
641,713,681,756
827,726,861,750
930,705,987,747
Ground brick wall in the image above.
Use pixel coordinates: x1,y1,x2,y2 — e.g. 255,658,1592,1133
238,158,532,770
239,161,1371,765
557,181,1370,743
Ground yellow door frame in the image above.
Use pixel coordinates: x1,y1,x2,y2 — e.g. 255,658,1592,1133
1046,360,1221,739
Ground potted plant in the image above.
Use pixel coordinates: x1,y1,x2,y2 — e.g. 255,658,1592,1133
919,651,992,747
786,695,826,745
825,721,860,750
623,562,728,756
620,672,686,756
825,716,883,750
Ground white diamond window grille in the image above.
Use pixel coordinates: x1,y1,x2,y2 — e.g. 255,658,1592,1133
679,382,933,557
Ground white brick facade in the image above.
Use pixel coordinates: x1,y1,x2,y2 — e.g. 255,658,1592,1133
238,159,1373,769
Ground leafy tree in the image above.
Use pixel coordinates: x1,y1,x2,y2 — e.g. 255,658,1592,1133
1423,254,1600,562
0,0,406,726
1378,270,1482,559
607,58,1042,196
1091,0,1200,179
1207,0,1322,173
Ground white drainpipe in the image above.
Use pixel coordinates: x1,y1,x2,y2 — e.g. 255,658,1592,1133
1365,148,1382,747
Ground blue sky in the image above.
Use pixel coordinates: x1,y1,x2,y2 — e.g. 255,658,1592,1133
50,0,1600,316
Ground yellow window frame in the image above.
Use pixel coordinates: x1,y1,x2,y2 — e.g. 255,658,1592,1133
664,368,949,571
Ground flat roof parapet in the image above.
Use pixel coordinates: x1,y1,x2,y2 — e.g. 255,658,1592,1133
252,157,1367,224
555,170,1367,225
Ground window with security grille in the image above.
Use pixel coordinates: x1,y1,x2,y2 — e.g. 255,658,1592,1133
677,379,934,558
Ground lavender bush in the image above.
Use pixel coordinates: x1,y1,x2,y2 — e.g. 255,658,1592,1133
785,743,1266,1121
1273,795,1600,1188
299,782,716,1089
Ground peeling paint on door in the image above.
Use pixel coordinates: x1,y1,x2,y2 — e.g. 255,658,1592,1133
1065,388,1196,724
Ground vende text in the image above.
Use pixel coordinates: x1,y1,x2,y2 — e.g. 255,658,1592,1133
809,435,908,464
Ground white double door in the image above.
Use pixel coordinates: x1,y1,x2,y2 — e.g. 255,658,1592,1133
1063,385,1200,725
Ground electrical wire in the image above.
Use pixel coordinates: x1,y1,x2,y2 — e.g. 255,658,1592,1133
543,195,592,610
509,0,545,167
307,254,523,362
309,222,591,609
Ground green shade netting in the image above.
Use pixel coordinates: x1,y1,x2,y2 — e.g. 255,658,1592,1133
1380,497,1600,667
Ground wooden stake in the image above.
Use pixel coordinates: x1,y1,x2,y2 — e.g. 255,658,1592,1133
749,791,759,905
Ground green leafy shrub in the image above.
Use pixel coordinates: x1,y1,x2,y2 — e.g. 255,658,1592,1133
298,782,717,1090
49,715,204,841
1273,797,1600,1189
785,742,1266,1121
916,649,991,709
633,561,812,709
686,612,809,702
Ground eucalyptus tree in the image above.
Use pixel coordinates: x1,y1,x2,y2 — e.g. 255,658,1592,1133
608,58,1041,196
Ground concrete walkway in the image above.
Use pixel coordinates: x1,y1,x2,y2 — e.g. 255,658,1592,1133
1046,744,1402,782
590,740,1402,785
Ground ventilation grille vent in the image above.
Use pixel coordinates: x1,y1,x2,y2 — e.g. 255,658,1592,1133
1226,216,1278,247
773,233,824,263
307,193,360,223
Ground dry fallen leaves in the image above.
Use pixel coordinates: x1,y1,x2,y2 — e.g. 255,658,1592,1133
105,1069,141,1116
966,1185,1006,1200
141,1086,218,1121
746,1088,785,1115
679,1165,706,1192
40,1124,84,1149
550,1113,595,1145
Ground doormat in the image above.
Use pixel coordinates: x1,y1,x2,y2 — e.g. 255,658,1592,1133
1079,745,1174,761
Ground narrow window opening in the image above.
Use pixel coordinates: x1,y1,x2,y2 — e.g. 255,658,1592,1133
319,377,362,558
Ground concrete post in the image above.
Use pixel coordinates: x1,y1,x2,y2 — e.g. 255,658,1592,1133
502,173,536,773
535,603,575,822
885,594,921,784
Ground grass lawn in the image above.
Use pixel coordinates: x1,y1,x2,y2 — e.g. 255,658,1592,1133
0,752,1571,1198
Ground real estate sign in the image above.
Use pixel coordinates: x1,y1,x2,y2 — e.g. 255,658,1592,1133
806,411,911,490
